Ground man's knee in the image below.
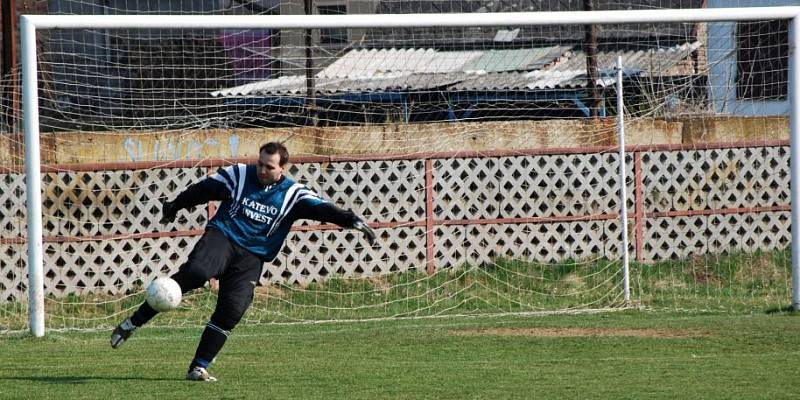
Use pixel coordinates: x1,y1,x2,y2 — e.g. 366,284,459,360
172,267,213,293
210,298,252,331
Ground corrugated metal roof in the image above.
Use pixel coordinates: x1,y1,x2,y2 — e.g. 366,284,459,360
314,72,468,93
213,75,307,97
211,42,699,97
463,47,570,73
211,72,470,97
449,42,701,91
525,41,701,89
449,70,545,92
319,48,483,78
213,46,566,97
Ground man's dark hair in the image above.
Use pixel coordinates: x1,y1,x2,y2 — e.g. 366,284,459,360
259,142,289,166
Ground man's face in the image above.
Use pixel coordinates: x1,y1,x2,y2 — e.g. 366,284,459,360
257,151,284,186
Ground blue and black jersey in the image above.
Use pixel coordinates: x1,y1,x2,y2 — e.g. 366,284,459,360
167,163,361,261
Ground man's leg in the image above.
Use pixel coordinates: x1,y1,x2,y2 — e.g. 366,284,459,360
111,229,234,349
187,246,262,381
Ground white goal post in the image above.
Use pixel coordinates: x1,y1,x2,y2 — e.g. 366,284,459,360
19,7,800,336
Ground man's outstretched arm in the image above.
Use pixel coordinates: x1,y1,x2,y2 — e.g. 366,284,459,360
161,179,230,223
289,201,376,244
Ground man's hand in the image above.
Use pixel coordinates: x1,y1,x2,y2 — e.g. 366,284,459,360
160,200,177,224
353,220,376,245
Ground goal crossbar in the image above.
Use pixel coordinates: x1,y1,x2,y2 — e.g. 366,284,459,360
19,7,800,336
21,7,800,29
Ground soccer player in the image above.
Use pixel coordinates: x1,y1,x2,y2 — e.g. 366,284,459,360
110,142,376,382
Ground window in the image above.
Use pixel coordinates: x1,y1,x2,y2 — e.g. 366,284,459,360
736,20,788,100
318,4,348,45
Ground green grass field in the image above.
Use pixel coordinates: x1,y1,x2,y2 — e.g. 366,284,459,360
2,251,799,399
1,310,799,399
3,250,794,332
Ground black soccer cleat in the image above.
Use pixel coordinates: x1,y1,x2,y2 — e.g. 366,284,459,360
110,318,137,349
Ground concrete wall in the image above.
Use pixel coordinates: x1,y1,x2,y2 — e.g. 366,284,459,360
0,116,788,165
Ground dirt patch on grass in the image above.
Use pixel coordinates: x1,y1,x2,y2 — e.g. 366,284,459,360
255,285,287,299
450,327,708,338
653,278,688,291
733,253,787,288
560,272,586,291
685,255,723,287
370,276,392,294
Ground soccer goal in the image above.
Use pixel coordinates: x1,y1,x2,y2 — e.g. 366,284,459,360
4,7,800,336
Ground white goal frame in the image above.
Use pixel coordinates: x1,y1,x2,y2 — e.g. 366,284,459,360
20,7,800,336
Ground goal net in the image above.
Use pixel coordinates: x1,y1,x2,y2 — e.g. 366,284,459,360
1,3,797,334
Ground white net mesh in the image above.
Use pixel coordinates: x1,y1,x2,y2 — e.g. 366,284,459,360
0,1,795,332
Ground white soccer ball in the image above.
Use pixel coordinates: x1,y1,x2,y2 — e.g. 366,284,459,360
145,277,182,312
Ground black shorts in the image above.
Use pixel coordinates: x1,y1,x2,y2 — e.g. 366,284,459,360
172,228,262,309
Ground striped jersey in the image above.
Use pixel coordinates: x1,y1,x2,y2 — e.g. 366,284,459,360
206,163,326,261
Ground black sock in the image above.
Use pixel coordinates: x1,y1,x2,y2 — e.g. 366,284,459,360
190,321,230,369
129,302,158,327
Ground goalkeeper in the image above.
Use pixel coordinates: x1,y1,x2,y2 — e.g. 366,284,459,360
110,142,376,382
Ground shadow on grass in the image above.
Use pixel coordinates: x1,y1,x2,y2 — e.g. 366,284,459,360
0,375,178,383
765,305,798,315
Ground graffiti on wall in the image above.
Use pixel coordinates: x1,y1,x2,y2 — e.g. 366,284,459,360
124,135,240,161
